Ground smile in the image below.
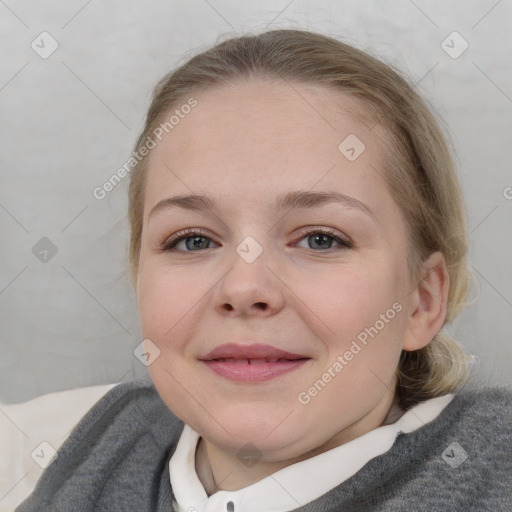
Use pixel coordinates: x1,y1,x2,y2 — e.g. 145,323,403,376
202,359,309,381
199,342,311,382
212,357,295,364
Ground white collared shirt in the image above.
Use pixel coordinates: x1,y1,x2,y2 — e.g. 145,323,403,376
169,394,453,512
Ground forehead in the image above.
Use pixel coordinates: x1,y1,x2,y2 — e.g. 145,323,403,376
151,78,378,162
143,78,394,219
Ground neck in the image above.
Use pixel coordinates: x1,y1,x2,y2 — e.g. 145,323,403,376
195,436,278,495
195,390,402,495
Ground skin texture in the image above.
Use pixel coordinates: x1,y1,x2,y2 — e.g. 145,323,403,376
135,78,449,493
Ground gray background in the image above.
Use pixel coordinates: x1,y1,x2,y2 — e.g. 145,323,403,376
1,0,511,403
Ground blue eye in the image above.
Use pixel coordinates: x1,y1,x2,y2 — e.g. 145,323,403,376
161,227,353,252
161,229,216,252
295,229,352,250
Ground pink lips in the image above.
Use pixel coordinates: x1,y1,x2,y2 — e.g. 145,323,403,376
199,343,310,382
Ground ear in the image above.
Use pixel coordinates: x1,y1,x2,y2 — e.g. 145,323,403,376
402,251,449,351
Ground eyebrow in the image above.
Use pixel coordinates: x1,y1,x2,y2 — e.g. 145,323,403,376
148,190,376,221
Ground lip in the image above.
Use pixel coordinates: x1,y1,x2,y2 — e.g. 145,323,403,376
200,343,307,361
199,343,311,382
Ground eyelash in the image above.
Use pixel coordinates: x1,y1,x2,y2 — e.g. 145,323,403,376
160,227,354,252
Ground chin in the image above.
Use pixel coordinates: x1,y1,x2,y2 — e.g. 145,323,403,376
200,408,315,454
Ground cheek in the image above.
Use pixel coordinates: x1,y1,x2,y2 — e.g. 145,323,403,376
290,262,401,336
136,263,202,342
299,262,406,384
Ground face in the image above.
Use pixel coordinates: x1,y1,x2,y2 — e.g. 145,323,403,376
136,78,415,463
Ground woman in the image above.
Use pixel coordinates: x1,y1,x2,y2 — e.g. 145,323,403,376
14,29,512,511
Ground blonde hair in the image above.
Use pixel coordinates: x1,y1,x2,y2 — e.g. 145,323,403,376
128,29,474,408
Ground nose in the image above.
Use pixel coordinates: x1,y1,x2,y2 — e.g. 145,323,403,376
212,247,286,318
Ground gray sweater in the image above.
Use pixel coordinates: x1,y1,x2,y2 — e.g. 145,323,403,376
16,379,512,511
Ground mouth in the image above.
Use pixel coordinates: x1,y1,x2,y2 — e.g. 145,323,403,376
199,343,311,382
210,357,303,364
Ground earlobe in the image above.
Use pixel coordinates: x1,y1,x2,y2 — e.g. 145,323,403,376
402,251,450,352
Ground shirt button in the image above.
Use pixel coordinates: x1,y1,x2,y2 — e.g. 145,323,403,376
226,501,235,512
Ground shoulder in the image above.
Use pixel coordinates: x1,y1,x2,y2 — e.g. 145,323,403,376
384,387,512,510
14,379,183,511
443,385,512,432
1,382,119,512
53,377,181,450
414,386,512,486
2,382,120,438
